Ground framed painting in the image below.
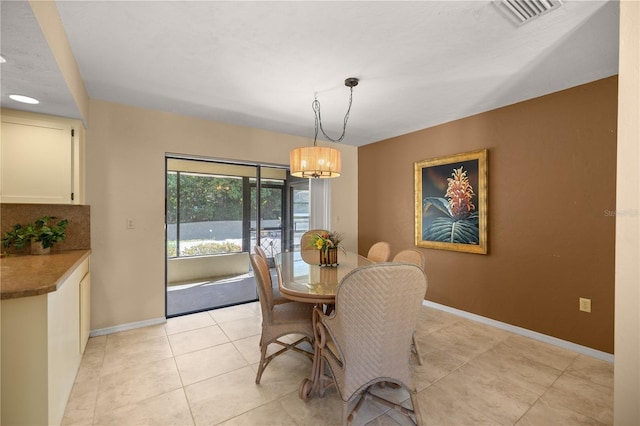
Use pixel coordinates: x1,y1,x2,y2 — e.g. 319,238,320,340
414,149,487,254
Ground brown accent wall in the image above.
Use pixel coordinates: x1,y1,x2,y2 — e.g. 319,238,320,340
358,76,617,353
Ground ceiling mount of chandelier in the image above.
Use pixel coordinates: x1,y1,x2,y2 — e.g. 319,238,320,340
290,77,359,179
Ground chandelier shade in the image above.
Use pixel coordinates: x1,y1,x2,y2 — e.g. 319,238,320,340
289,77,358,179
290,146,341,178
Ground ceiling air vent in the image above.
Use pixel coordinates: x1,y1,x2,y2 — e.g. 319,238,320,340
494,0,563,25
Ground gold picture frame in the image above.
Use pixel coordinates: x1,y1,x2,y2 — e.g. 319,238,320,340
414,149,487,254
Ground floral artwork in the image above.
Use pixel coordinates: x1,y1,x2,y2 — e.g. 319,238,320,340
423,166,478,244
415,150,487,254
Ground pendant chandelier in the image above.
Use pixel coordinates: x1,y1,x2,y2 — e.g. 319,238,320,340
290,77,359,178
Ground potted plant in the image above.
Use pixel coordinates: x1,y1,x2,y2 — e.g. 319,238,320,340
2,216,69,255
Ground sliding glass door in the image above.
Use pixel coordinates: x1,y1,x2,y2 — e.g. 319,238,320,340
165,157,308,317
252,170,284,267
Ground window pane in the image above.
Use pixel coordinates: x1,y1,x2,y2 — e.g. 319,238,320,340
259,180,283,260
178,172,243,256
167,171,178,257
292,185,310,250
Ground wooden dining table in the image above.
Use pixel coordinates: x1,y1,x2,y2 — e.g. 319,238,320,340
275,250,372,400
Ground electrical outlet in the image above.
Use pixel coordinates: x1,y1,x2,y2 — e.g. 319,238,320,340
579,297,591,313
127,218,135,229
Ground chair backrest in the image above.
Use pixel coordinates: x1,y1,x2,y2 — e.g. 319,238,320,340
300,229,329,250
367,241,391,263
324,263,427,398
250,253,273,322
254,245,268,261
300,229,329,264
392,249,425,269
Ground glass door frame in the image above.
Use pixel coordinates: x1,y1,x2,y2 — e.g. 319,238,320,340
164,154,302,317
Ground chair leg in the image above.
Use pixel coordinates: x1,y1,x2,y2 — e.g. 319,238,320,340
346,393,368,425
412,332,423,365
318,353,328,398
256,337,313,384
255,343,268,384
366,385,420,424
410,390,423,425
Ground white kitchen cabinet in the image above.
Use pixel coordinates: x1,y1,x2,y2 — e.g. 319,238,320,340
1,256,90,426
0,109,84,204
79,271,91,353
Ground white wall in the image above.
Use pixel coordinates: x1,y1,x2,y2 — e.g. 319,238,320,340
86,99,358,330
614,1,640,423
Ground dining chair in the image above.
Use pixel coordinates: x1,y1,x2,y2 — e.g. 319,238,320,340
393,249,427,365
366,241,391,263
254,245,268,261
300,229,328,264
250,254,314,384
392,249,425,269
314,263,426,425
254,246,291,305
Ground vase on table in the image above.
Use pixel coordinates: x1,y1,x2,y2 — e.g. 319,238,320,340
319,247,339,267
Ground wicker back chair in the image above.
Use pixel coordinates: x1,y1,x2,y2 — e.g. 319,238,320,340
393,249,425,269
254,246,290,305
366,241,391,263
254,245,268,261
300,229,329,264
250,254,314,384
316,263,426,425
393,249,427,365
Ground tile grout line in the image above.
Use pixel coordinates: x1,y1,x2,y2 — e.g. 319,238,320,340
66,304,612,426
549,354,612,425
90,341,107,426
89,335,109,425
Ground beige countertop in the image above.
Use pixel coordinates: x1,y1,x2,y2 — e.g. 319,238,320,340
1,250,90,300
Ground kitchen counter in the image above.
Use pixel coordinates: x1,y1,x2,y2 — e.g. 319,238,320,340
2,249,91,425
0,249,91,300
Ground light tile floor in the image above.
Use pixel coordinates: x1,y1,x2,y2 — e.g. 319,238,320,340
62,304,613,425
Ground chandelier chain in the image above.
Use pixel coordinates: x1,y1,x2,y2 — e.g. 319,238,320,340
312,86,354,145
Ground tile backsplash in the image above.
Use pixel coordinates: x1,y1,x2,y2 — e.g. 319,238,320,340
1,203,90,254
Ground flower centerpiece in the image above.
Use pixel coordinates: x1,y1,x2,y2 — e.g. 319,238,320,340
309,231,344,267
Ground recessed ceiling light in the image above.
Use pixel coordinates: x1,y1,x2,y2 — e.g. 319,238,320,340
9,94,40,104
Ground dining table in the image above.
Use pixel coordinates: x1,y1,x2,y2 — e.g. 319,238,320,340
275,250,372,400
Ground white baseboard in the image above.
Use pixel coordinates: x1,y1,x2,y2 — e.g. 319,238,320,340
89,303,614,363
89,317,167,337
423,300,614,363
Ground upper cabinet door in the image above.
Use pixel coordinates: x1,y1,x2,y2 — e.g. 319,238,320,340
1,111,79,204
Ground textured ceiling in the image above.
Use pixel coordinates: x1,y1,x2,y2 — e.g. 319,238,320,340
0,1,619,146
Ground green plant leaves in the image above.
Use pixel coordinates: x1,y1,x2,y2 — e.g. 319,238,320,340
423,197,453,217
423,212,479,244
1,217,68,250
422,196,479,244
